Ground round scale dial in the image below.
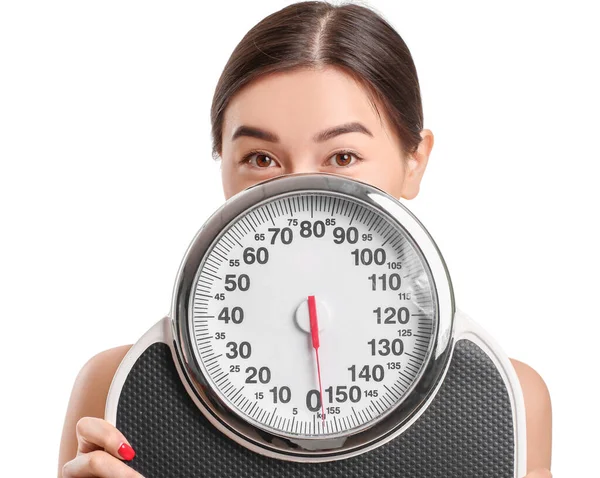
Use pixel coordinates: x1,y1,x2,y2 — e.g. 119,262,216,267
189,191,437,439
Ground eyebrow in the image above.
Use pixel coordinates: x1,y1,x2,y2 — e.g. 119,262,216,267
231,122,373,143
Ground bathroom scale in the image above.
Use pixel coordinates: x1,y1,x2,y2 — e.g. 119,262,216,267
105,172,527,477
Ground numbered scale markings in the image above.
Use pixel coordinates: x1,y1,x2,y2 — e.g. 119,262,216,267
189,192,437,439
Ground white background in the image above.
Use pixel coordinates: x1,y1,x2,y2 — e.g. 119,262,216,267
1,0,598,475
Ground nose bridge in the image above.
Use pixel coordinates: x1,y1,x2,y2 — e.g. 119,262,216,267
285,151,320,174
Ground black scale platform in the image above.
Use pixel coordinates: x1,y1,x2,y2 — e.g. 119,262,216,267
114,338,514,477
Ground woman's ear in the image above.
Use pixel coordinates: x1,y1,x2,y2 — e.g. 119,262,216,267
401,129,434,200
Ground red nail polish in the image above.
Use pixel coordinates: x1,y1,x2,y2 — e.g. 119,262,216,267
118,442,136,461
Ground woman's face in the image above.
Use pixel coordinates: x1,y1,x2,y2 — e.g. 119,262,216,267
219,66,433,201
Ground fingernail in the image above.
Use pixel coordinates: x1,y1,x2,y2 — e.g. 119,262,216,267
118,442,136,461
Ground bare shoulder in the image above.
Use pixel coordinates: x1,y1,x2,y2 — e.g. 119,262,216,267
509,358,553,473
57,345,133,476
76,344,133,397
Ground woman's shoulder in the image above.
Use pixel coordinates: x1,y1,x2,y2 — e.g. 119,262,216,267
74,345,134,403
509,358,552,413
58,345,134,474
509,358,552,471
79,344,133,382
65,344,134,419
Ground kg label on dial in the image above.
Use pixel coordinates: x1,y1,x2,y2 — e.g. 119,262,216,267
190,192,437,439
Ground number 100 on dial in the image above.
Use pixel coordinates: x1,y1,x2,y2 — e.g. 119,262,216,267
190,192,437,439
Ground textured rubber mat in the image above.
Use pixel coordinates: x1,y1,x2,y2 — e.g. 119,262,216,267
116,339,514,477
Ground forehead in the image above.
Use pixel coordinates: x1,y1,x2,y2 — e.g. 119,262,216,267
222,67,385,141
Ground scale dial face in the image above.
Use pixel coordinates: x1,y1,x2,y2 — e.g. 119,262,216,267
187,188,439,440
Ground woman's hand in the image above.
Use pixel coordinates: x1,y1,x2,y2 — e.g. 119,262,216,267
525,469,552,478
62,417,143,478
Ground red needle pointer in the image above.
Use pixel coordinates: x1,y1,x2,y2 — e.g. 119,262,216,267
308,295,326,425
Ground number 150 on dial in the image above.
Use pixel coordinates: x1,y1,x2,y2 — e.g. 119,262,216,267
190,192,436,439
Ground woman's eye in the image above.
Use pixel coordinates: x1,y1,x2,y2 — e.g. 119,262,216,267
243,152,277,168
327,151,362,167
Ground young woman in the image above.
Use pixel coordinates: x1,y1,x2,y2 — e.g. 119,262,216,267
58,2,552,477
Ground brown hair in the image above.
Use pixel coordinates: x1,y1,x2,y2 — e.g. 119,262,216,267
210,1,423,160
